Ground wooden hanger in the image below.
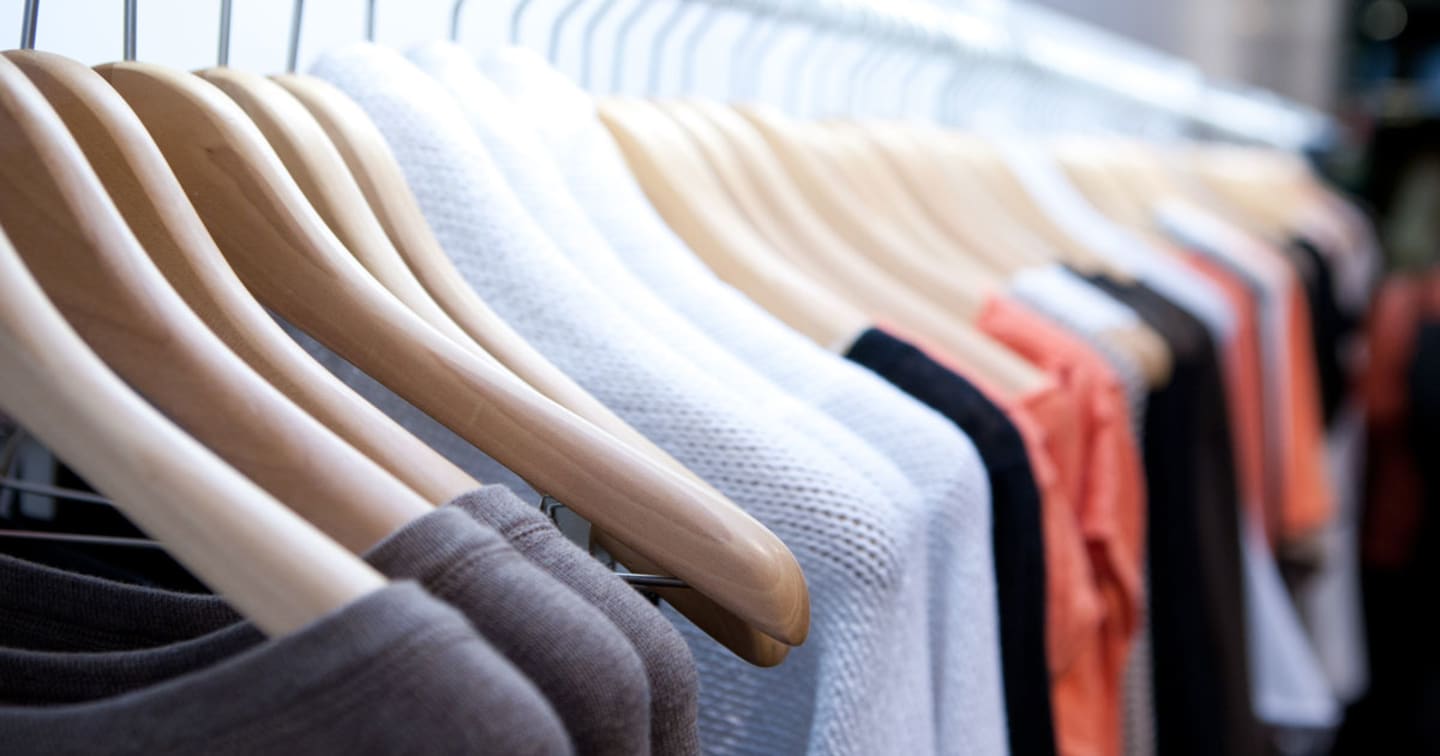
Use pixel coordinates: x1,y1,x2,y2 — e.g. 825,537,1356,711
96,61,807,663
197,67,490,358
0,222,386,639
268,73,764,501
250,69,807,664
858,121,1055,275
581,97,872,349
640,98,1047,395
4,49,477,508
871,125,1172,387
737,106,999,321
942,133,1133,281
0,53,433,555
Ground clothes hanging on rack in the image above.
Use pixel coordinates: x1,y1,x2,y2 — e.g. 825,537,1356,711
0,2,1382,754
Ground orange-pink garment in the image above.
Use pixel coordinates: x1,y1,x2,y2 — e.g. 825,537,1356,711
1177,254,1270,528
1277,277,1334,542
884,322,1109,756
974,295,1147,756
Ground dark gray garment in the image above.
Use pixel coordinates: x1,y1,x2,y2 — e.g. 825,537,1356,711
0,581,572,755
452,487,701,755
0,495,654,756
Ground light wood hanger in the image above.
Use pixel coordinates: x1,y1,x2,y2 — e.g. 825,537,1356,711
859,121,1054,275
942,133,1133,281
737,106,999,321
0,225,386,639
269,73,762,497
0,53,433,555
197,67,490,358
869,124,1172,387
644,98,1047,395
97,61,807,663
4,49,478,508
258,69,807,665
583,97,873,349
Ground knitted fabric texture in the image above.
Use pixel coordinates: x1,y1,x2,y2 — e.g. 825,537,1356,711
310,44,979,756
475,45,1007,755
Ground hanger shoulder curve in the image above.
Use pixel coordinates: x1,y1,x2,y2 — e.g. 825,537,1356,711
0,227,387,638
99,61,809,659
0,53,435,553
3,49,476,507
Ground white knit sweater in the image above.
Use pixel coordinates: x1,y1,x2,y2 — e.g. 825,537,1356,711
309,44,991,755
471,44,1007,755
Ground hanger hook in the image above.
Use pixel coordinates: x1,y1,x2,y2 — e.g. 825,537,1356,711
610,0,656,95
123,0,138,61
581,0,620,90
680,4,720,95
450,0,466,42
511,0,537,45
547,0,587,65
365,0,377,42
287,0,305,73
217,0,232,66
730,9,780,102
19,0,38,49
647,1,693,96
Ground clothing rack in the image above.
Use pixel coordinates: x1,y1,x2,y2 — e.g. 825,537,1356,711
499,0,1331,150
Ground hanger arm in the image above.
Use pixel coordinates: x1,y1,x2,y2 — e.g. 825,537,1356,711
0,228,386,638
98,61,808,656
4,49,477,507
0,54,434,554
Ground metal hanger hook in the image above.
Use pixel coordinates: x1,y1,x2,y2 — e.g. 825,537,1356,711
217,0,233,66
365,0,377,42
547,0,588,64
123,0,138,61
648,1,694,96
287,0,305,73
610,0,657,95
580,0,619,90
19,0,38,50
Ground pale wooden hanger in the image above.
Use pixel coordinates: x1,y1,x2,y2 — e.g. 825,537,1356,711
870,125,1172,387
269,73,763,496
254,67,802,665
0,53,433,555
0,225,386,639
643,97,1048,395
97,61,807,663
197,66,492,359
737,106,998,321
4,48,478,508
588,97,872,349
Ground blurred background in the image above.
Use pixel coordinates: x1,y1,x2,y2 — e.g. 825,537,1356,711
1002,0,1440,271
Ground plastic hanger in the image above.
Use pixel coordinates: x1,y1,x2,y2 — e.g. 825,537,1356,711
4,48,478,508
95,59,807,663
644,97,1048,396
0,225,387,639
0,53,436,555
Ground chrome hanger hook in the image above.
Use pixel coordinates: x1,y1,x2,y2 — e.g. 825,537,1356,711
217,0,233,65
365,0,377,42
123,0,138,61
731,9,782,102
580,0,619,89
287,0,305,73
679,4,721,95
548,0,588,65
511,0,538,45
19,0,38,49
609,0,656,95
648,1,694,96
